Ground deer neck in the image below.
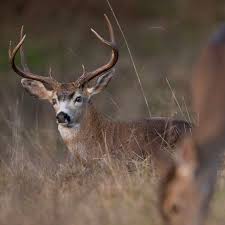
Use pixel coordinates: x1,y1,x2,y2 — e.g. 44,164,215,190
57,102,106,158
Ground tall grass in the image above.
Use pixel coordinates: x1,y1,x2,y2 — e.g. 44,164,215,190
0,104,161,225
0,94,224,225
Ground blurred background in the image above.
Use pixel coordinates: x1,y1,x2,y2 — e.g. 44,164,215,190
0,0,225,168
1,1,225,119
0,1,225,225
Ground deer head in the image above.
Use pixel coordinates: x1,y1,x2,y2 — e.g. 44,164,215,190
9,14,118,128
159,26,225,225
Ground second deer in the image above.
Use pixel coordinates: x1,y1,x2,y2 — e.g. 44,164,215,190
9,15,191,164
159,26,225,225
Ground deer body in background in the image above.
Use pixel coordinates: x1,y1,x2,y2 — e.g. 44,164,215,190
160,26,225,225
9,15,191,163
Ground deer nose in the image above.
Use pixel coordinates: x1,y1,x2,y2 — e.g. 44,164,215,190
56,112,71,124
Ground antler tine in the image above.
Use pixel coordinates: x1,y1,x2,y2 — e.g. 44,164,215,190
81,64,86,75
91,14,116,46
20,26,30,72
49,66,52,77
104,13,115,43
75,14,119,87
9,29,59,89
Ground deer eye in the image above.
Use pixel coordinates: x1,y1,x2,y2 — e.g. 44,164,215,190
74,96,82,103
52,98,57,105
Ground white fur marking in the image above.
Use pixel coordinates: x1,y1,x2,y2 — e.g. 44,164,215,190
58,124,87,160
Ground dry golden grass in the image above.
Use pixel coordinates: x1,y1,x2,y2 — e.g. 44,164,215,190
0,105,225,225
0,135,161,225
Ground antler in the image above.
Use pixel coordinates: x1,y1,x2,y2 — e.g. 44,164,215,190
9,15,118,90
19,26,30,73
74,14,119,87
9,27,59,89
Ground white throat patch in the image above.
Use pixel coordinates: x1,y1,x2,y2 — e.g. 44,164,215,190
58,124,80,141
58,124,88,160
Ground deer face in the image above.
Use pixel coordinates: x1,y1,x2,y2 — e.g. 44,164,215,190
160,138,212,225
21,70,114,127
53,89,87,127
161,167,204,225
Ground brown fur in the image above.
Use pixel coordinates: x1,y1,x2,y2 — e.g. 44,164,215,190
63,102,191,163
159,26,225,225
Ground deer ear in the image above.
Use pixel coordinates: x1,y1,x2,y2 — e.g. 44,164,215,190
86,69,115,97
21,78,53,100
175,137,198,178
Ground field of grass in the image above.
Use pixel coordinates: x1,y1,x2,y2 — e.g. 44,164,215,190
0,111,225,225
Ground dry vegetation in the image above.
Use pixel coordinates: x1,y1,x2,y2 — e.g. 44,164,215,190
0,108,161,225
0,94,225,225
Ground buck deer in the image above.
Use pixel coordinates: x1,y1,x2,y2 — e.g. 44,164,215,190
9,15,191,164
159,26,225,225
